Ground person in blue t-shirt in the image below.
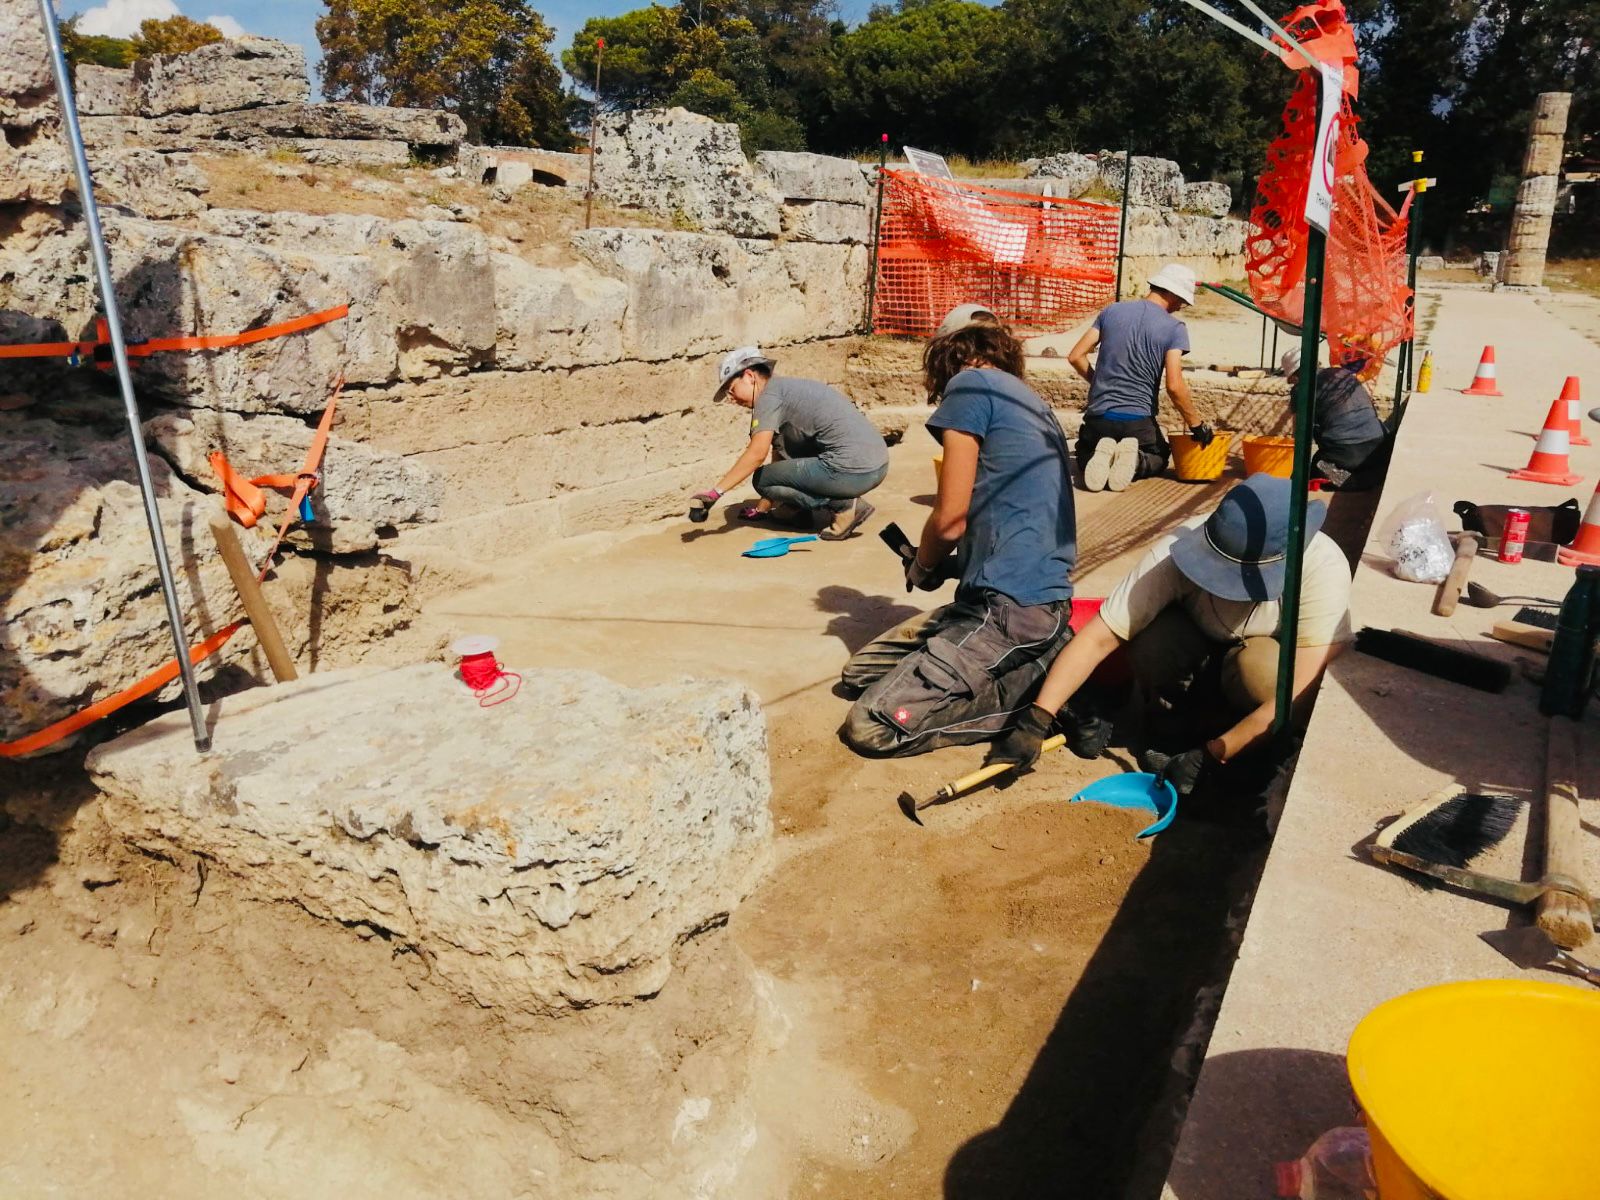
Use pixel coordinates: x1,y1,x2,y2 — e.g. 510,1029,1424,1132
1067,264,1214,492
840,304,1082,757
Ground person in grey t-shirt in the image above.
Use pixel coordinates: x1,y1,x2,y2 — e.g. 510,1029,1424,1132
1281,346,1390,489
687,347,888,540
1067,264,1214,492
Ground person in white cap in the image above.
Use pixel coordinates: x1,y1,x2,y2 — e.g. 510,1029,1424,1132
839,304,1079,756
1067,264,1212,491
689,347,888,539
1280,346,1389,489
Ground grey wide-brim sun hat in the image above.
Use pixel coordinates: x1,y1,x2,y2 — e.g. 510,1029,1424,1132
713,345,775,402
933,303,999,339
1168,473,1327,602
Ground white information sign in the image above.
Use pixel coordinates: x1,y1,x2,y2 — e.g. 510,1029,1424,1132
903,145,954,180
1303,61,1343,233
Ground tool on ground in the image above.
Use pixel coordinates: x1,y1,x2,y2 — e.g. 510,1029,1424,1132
1480,926,1600,988
896,735,1066,825
1489,611,1560,654
1353,627,1511,693
451,635,521,707
1369,719,1597,946
743,535,818,558
1558,479,1600,567
1069,772,1179,840
1430,532,1479,616
1510,396,1584,486
208,515,297,684
1461,345,1503,396
1462,581,1559,609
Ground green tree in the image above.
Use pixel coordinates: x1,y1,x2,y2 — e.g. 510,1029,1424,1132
60,16,135,68
130,15,224,58
317,0,574,148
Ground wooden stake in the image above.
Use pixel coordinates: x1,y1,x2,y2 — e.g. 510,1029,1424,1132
208,513,297,683
1537,716,1593,950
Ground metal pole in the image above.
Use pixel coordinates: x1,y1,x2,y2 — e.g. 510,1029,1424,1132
863,132,888,334
1260,311,1268,369
35,0,211,753
583,38,605,230
1272,95,1329,740
1114,144,1133,300
1403,150,1425,394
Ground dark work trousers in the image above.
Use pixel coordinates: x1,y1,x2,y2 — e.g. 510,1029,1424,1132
753,458,888,512
1314,434,1390,491
840,590,1071,756
1075,414,1171,480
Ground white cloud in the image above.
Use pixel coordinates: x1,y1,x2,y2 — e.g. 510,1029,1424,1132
203,14,246,37
75,0,179,37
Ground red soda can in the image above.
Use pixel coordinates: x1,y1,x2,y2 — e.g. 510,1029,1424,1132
1499,508,1530,563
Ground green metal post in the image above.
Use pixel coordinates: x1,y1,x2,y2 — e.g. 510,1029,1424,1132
863,132,888,334
1114,144,1133,300
1260,312,1268,369
1272,98,1330,739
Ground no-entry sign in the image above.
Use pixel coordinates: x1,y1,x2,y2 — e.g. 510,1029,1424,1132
1304,62,1343,233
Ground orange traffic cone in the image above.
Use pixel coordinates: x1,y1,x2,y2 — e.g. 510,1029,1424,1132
1510,398,1583,486
1462,346,1502,396
1558,482,1600,566
1559,377,1590,447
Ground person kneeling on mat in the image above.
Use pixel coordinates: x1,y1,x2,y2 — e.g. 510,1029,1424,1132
1067,263,1213,492
839,305,1078,756
1281,347,1390,490
688,347,888,540
988,474,1352,795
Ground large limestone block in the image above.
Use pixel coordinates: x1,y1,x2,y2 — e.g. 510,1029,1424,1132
144,410,444,550
592,107,781,238
86,663,774,1015
283,137,411,168
571,229,866,360
0,0,54,131
754,150,870,206
1182,181,1232,217
1123,208,1245,259
73,64,134,116
133,36,309,116
491,253,628,370
93,148,207,217
212,102,465,148
780,200,870,244
1098,152,1185,209
1023,152,1100,198
0,417,265,745
0,142,72,206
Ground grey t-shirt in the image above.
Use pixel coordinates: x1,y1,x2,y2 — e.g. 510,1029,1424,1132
1313,367,1385,447
750,377,889,473
1084,299,1191,420
926,368,1077,607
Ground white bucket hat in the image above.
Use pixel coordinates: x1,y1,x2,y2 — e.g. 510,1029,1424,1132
713,346,774,402
1280,347,1301,377
1148,263,1197,306
933,303,999,339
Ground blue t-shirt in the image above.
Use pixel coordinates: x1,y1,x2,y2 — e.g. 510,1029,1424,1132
1084,299,1191,420
926,368,1077,607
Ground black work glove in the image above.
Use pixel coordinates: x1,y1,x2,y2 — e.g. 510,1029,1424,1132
1189,422,1216,448
1141,746,1209,796
904,555,943,593
1060,703,1113,760
987,704,1054,770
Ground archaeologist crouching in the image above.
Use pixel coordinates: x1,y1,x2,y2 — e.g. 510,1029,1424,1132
688,347,888,540
988,474,1352,797
839,305,1079,756
1281,346,1391,490
1067,263,1214,492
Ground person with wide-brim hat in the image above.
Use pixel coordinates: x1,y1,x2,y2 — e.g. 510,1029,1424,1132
689,346,889,539
1066,263,1214,492
988,473,1353,794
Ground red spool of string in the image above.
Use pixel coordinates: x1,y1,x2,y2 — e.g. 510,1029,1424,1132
451,635,521,707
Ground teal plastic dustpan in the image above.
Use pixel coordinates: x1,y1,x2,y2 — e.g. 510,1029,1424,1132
1069,771,1179,839
743,535,818,558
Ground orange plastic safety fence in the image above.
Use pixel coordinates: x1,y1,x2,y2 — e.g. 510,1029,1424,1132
1248,1,1412,376
871,171,1121,337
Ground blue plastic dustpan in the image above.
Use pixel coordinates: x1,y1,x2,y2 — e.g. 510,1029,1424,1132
743,535,818,558
1069,771,1179,839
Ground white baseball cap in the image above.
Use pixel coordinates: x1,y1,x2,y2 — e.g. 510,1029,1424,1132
713,346,774,401
1280,347,1301,377
933,303,999,339
1148,264,1197,307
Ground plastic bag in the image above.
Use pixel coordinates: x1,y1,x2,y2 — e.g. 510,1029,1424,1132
1378,491,1454,583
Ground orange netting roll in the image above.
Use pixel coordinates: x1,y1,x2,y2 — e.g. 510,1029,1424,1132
1247,0,1413,376
871,170,1121,337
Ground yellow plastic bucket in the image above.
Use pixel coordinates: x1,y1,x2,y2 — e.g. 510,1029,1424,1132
1242,435,1295,478
1347,979,1600,1200
1169,431,1233,481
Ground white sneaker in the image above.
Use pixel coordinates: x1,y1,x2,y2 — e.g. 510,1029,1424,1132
1082,438,1115,491
1107,438,1140,491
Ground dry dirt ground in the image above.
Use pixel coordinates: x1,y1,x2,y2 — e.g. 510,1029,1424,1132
0,318,1386,1196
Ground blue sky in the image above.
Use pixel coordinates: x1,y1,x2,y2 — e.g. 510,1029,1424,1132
61,0,879,89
